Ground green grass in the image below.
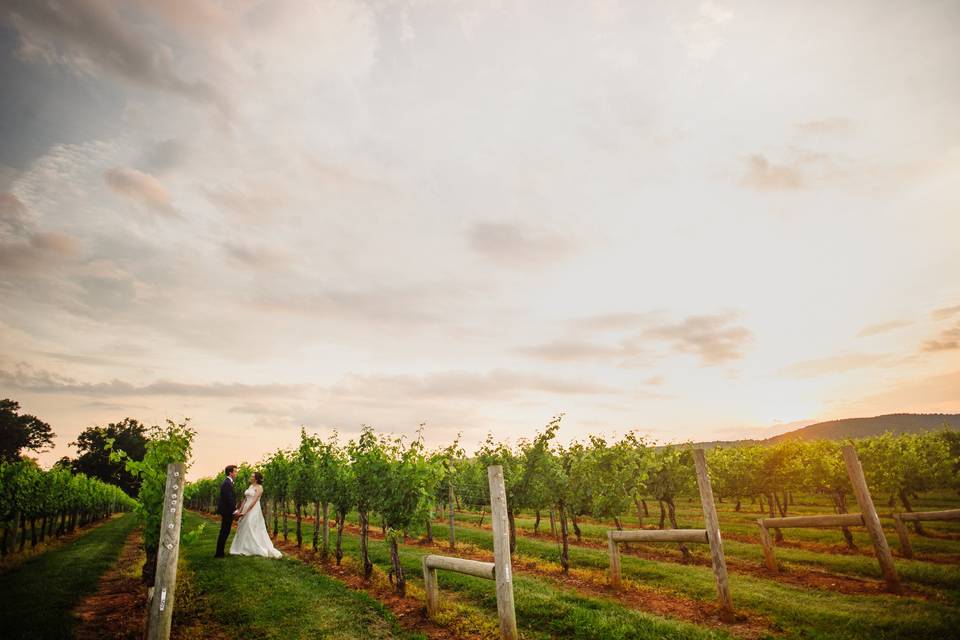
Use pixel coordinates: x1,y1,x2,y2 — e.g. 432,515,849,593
178,513,424,640
0,513,138,640
277,513,960,640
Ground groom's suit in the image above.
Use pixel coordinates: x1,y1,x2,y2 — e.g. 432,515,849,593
215,476,236,557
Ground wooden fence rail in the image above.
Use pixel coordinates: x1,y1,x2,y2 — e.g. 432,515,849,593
891,508,960,559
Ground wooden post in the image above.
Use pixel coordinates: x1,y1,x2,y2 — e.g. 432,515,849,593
756,520,777,572
692,449,734,621
147,463,185,640
608,531,622,588
448,483,456,549
891,513,913,559
422,556,439,617
487,465,519,640
842,445,901,594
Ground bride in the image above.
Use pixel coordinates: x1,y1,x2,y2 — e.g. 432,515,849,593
230,472,282,559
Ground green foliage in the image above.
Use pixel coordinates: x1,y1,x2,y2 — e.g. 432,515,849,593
0,399,54,462
69,418,148,496
109,418,194,581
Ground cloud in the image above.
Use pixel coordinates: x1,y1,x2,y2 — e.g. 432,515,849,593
202,184,288,222
2,0,228,113
330,369,618,400
0,192,29,234
104,167,177,216
740,154,805,191
137,138,188,174
932,304,960,320
858,319,910,337
832,370,960,416
467,222,577,268
795,118,853,135
0,232,81,271
222,243,289,270
780,353,888,378
0,363,306,398
516,340,626,362
922,322,960,352
643,314,751,365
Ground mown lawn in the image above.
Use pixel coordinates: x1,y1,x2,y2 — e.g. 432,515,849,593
0,513,138,640
178,513,424,640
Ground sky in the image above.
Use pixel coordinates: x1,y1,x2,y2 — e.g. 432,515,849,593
0,0,958,478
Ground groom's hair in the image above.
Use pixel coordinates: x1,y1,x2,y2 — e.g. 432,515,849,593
225,465,237,475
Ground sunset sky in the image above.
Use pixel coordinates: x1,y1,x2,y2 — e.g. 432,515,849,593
1,0,958,477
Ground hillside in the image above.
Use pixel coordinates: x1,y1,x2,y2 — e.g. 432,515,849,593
765,413,959,443
694,413,959,449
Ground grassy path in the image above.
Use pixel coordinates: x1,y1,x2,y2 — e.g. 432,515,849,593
0,513,138,640
177,513,425,640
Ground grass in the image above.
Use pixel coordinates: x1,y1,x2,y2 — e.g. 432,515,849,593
276,513,960,640
0,513,138,640
177,513,424,640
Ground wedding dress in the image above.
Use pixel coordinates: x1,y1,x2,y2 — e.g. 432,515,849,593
229,485,282,558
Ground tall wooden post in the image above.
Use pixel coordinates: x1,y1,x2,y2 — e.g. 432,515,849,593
147,463,185,640
841,445,901,594
891,514,913,559
487,465,519,640
448,483,456,549
692,449,734,621
607,531,622,588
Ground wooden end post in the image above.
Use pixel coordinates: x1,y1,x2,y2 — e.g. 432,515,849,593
146,462,185,640
448,483,456,550
891,513,913,559
422,556,439,618
841,445,901,594
692,449,735,621
756,520,777,572
608,531,622,589
487,465,519,640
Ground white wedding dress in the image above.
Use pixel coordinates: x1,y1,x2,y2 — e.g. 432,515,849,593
230,485,282,558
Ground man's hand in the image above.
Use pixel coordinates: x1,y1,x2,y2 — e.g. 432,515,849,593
233,509,240,517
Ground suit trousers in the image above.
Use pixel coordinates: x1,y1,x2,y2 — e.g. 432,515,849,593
215,513,232,557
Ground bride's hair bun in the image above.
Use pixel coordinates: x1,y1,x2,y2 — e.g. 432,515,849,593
253,472,264,484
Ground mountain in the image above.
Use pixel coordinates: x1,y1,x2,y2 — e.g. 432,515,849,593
694,413,959,449
764,413,959,444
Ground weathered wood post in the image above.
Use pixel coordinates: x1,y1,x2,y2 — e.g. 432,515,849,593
756,520,777,571
147,462,185,640
841,445,901,594
607,531,622,588
692,449,734,621
487,465,519,640
422,556,440,616
891,513,913,559
448,483,456,549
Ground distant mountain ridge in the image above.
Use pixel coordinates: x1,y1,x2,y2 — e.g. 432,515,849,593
765,413,959,443
694,413,959,449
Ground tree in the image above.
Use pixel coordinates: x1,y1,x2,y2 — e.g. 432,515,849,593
644,445,694,557
70,418,147,496
349,426,388,579
375,430,438,595
0,399,54,462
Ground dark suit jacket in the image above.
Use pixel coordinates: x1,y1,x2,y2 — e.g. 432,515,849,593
218,477,236,517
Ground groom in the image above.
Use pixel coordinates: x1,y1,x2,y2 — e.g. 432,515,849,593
214,465,240,558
